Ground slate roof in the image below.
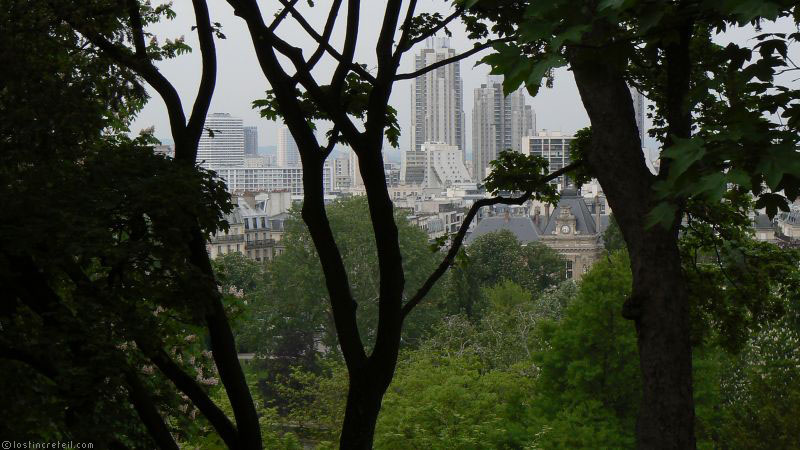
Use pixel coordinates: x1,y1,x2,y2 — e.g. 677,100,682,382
753,213,775,230
540,189,599,235
465,216,541,245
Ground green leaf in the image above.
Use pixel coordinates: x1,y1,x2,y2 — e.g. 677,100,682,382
645,201,678,229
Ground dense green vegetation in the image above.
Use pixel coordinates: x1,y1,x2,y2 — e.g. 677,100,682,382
204,198,800,448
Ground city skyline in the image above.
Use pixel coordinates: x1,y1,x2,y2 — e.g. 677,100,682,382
130,2,599,158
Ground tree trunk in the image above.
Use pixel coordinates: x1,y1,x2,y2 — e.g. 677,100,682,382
339,368,384,449
568,43,696,449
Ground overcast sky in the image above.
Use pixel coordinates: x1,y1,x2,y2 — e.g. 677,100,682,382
131,1,798,159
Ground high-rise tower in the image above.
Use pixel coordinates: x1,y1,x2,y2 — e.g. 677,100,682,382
410,37,465,155
277,125,301,167
197,113,245,168
472,75,535,182
629,86,645,144
243,126,258,156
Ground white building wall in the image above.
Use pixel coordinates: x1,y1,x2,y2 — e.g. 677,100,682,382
277,125,301,167
198,113,245,168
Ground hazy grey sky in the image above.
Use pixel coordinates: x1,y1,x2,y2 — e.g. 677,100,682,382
131,1,797,157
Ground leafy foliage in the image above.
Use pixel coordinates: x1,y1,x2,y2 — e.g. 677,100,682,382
483,150,560,204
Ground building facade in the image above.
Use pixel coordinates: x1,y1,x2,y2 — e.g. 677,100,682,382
277,125,301,167
629,85,645,144
410,37,465,154
423,142,472,189
208,192,293,262
472,75,535,182
243,126,258,156
213,166,334,195
522,131,575,191
198,113,245,168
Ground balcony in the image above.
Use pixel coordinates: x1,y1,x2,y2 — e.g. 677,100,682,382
210,234,245,243
247,238,276,249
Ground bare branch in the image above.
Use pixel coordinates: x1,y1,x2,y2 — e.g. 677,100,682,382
395,37,512,81
306,0,343,71
268,0,300,32
331,0,360,94
277,0,376,84
398,6,464,57
394,0,419,56
401,161,582,318
185,0,218,156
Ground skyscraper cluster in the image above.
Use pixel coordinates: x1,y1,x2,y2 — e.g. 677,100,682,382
472,75,535,182
407,39,536,186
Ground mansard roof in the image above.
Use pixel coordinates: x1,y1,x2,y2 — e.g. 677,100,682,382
539,189,599,236
465,215,541,245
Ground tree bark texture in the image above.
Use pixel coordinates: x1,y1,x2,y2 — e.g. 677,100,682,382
568,45,696,449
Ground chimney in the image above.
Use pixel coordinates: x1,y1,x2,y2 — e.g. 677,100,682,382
594,195,601,235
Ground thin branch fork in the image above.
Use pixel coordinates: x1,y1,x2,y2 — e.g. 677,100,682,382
401,161,582,318
268,0,300,31
395,37,513,81
275,0,376,84
396,6,464,57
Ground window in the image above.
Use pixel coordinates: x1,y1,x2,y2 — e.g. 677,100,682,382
252,218,258,229
261,217,266,228
566,260,573,279
217,245,222,254
244,220,249,230
236,244,241,252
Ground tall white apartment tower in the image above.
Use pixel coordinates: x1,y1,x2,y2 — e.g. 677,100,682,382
277,125,301,167
410,37,465,156
629,86,645,144
243,126,258,155
472,75,535,182
197,113,245,168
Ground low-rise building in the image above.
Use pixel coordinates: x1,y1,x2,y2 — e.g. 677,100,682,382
208,191,293,261
466,189,606,280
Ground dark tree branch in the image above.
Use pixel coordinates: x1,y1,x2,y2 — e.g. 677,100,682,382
376,1,403,69
185,0,218,156
402,161,582,318
124,370,180,450
398,6,464,56
63,24,189,153
394,0,419,58
322,127,341,158
394,37,512,80
305,0,343,71
331,0,360,95
0,345,58,380
126,0,147,57
143,345,239,449
57,259,240,449
276,0,376,84
268,0,300,32
226,0,368,371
